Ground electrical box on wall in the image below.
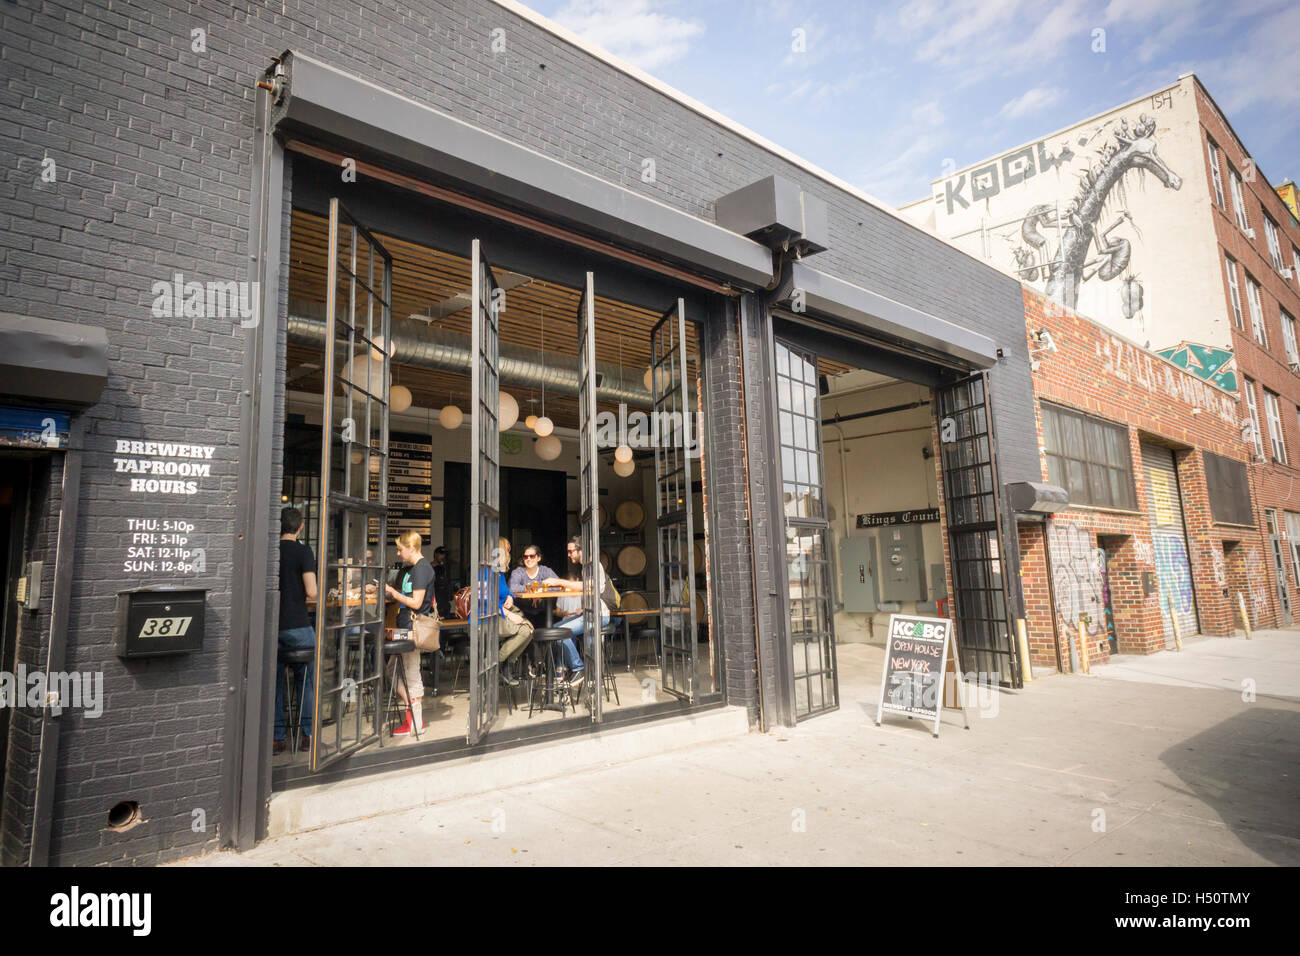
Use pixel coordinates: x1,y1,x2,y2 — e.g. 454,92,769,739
877,524,927,602
839,536,878,612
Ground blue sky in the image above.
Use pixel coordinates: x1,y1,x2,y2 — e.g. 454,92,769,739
525,0,1300,207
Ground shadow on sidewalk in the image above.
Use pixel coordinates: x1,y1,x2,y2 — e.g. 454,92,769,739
1159,707,1300,865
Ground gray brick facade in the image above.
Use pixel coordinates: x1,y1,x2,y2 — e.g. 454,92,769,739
0,0,1035,864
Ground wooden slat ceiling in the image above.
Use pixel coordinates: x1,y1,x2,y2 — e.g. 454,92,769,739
287,209,714,430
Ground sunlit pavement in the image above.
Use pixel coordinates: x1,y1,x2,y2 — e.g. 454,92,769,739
181,634,1300,866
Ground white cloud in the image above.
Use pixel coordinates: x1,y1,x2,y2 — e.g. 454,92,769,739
997,85,1064,119
550,0,705,71
1196,4,1300,114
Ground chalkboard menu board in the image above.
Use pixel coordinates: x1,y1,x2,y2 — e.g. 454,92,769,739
369,431,433,545
875,614,968,737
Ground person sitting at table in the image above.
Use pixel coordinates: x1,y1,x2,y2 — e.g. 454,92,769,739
384,531,432,737
492,538,534,683
508,544,559,626
541,536,614,692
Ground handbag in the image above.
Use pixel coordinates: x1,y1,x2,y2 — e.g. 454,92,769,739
453,586,472,622
410,610,440,652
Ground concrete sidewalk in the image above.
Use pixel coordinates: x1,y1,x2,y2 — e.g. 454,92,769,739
182,635,1300,867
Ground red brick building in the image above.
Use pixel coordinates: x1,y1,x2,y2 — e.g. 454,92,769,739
1018,288,1266,672
1194,80,1300,629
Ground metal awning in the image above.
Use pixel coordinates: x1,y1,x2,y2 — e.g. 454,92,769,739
0,312,108,408
783,263,1000,370
268,51,774,289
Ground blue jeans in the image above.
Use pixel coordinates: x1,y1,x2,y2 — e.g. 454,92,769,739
555,612,609,672
275,626,316,741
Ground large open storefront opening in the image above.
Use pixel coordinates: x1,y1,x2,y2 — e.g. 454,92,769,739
770,312,1022,721
271,157,721,786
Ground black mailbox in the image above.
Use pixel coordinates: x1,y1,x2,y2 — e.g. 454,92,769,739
116,585,207,658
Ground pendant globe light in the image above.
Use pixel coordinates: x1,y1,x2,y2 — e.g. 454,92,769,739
534,303,553,437
613,337,633,464
499,391,519,431
439,390,462,430
389,384,412,413
535,434,562,461
613,457,635,478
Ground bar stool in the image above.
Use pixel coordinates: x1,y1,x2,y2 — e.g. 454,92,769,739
278,646,314,756
528,628,574,717
633,626,660,668
383,637,421,739
599,621,621,705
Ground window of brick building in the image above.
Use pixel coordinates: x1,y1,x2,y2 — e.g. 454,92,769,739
1245,272,1267,346
1207,138,1226,209
1041,402,1138,510
1264,215,1285,272
1226,254,1244,328
1244,378,1265,459
1229,167,1250,232
1283,309,1299,367
1265,389,1287,464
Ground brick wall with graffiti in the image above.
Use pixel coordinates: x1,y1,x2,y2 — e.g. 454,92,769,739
1019,287,1269,670
903,76,1234,385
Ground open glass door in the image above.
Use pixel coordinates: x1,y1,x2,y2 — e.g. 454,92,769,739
652,299,698,701
935,372,1021,686
773,338,838,719
311,198,391,770
577,272,601,721
468,239,501,745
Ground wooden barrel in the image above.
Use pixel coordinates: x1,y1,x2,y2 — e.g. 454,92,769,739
694,541,705,571
615,500,645,530
620,590,648,611
598,504,608,529
617,544,647,576
695,591,707,622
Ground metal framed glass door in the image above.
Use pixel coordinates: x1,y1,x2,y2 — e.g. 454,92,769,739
311,198,391,770
652,299,698,701
935,372,1020,687
577,273,602,719
772,338,838,720
468,239,501,745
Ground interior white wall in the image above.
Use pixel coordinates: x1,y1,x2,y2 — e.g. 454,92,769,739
820,377,945,645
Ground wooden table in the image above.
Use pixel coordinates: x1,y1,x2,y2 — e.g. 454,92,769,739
610,608,660,670
514,588,575,627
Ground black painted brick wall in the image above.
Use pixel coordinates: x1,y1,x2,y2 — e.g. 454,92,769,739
1,0,1036,863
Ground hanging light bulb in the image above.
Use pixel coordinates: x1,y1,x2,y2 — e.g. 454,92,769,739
643,366,654,392
389,385,412,412
534,415,554,437
498,391,519,431
614,444,633,464
439,405,463,430
350,448,363,465
525,414,539,430
535,434,562,461
613,457,636,478
368,455,381,474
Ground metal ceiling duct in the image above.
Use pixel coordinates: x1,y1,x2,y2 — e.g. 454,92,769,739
286,307,654,405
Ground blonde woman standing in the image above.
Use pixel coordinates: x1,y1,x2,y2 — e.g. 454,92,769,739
384,530,433,736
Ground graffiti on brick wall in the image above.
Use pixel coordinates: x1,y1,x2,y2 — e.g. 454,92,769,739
1153,532,1196,619
1246,548,1270,620
1095,335,1238,423
1212,548,1227,587
1047,521,1105,637
1132,537,1154,567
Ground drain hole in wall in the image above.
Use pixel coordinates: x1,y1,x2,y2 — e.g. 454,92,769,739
107,801,143,832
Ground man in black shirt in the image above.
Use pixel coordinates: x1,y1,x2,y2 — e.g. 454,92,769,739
276,508,318,755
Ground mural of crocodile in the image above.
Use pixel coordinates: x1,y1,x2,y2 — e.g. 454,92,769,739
1041,113,1182,309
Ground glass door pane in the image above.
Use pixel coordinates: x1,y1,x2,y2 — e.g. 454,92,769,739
311,198,390,770
652,299,697,701
772,338,838,720
468,239,501,745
